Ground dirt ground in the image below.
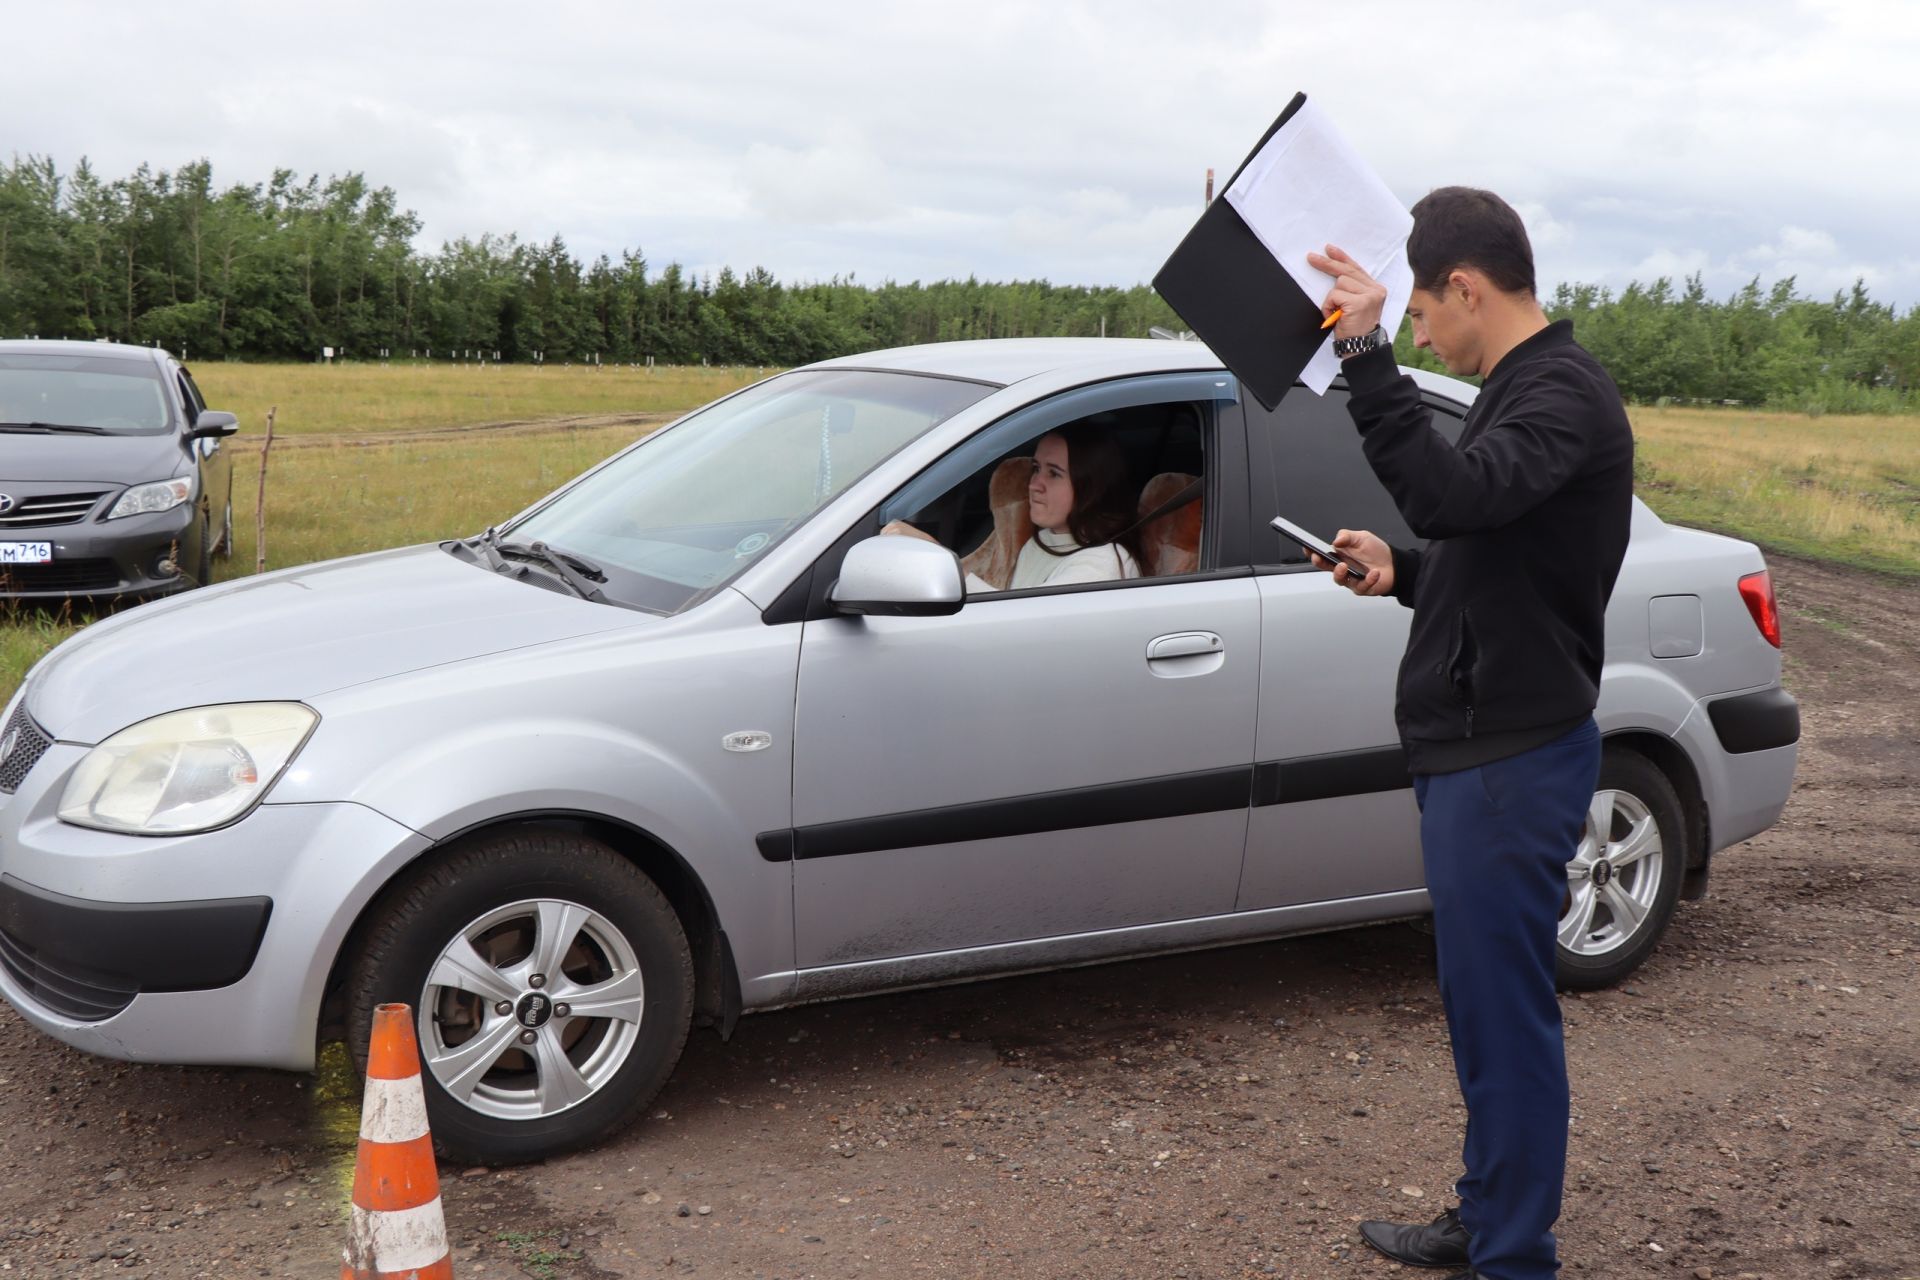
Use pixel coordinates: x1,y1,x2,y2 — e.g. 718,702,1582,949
2,554,1915,1279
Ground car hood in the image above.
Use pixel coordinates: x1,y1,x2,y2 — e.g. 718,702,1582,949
25,544,649,743
0,429,185,484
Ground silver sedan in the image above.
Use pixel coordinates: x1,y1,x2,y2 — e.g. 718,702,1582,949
0,338,1798,1165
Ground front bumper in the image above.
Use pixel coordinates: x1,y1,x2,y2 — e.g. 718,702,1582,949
0,739,431,1069
0,874,271,1020
0,501,200,599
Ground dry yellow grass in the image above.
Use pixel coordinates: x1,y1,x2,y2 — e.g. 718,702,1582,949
190,361,766,436
1631,406,1920,576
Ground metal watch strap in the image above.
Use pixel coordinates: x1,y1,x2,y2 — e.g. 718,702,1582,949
1332,324,1389,360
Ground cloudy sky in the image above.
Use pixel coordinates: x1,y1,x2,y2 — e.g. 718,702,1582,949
8,0,1916,306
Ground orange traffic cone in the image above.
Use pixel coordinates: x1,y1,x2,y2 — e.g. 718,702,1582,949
342,1003,454,1280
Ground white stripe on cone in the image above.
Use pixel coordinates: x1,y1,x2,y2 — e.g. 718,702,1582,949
358,1074,433,1144
344,1199,451,1274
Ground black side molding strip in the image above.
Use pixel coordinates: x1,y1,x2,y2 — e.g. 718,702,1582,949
1253,744,1410,806
761,765,1251,862
1707,687,1800,755
757,744,1415,862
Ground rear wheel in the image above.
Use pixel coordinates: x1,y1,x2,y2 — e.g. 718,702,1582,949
1555,748,1688,990
347,829,694,1166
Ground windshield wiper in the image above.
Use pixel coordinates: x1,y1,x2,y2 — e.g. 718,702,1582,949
471,525,509,573
0,421,114,435
497,538,607,601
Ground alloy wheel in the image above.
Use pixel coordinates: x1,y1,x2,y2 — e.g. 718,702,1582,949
1560,788,1665,958
416,897,646,1122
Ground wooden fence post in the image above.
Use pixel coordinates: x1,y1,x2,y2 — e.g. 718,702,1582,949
254,406,277,575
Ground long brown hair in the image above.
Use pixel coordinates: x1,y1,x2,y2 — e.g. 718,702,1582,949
1033,424,1139,562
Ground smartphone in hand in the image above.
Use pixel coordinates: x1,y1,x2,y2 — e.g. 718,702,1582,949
1270,515,1374,581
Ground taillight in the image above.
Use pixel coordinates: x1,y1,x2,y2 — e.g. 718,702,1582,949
1738,570,1781,648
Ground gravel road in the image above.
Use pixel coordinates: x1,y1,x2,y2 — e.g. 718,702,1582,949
2,553,1914,1279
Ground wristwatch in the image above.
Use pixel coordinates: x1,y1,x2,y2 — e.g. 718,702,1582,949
1331,324,1390,360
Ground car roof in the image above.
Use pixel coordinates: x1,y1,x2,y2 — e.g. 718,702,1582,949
0,338,169,366
804,336,1478,405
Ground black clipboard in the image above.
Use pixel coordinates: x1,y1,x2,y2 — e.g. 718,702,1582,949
1152,92,1326,411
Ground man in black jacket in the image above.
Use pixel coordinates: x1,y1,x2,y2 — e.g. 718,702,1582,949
1302,188,1634,1280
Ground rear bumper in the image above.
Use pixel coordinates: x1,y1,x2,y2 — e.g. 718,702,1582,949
1708,687,1801,755
1684,689,1799,854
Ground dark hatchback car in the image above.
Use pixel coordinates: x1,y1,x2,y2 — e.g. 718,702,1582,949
0,340,238,601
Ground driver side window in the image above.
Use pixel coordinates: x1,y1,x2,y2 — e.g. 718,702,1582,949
885,397,1213,596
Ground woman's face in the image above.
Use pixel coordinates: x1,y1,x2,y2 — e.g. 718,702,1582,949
1028,434,1073,532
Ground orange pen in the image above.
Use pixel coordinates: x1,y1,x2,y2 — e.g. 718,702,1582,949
1320,308,1343,330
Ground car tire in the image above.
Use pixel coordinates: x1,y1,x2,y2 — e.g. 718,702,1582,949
1555,747,1688,991
346,828,695,1166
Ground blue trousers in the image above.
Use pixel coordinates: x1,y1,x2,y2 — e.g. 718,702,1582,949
1412,718,1600,1280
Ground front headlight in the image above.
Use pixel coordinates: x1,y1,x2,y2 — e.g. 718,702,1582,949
107,476,195,520
58,703,318,835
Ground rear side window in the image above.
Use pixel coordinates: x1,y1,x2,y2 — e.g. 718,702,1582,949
1250,384,1466,566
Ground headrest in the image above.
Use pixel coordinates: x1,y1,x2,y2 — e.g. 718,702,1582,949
1137,472,1201,577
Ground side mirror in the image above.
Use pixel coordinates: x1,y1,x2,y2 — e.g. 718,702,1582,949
187,410,240,439
830,536,965,617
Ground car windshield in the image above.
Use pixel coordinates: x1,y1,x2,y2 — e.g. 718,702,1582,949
0,354,171,434
503,368,996,614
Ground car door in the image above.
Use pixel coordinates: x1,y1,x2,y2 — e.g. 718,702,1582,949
783,373,1260,971
1235,381,1468,910
173,366,229,549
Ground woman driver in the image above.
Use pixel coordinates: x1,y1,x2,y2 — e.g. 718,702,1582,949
884,424,1140,592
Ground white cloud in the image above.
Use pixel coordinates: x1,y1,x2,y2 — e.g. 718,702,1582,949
2,0,1918,303
740,141,899,225
1768,227,1840,260
1514,202,1574,250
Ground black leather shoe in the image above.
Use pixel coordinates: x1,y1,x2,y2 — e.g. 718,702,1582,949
1357,1205,1471,1268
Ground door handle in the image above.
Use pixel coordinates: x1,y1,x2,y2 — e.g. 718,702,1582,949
1147,631,1224,662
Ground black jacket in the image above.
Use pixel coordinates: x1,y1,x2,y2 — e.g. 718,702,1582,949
1341,320,1634,774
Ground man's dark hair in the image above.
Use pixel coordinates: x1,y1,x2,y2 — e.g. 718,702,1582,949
1407,186,1536,297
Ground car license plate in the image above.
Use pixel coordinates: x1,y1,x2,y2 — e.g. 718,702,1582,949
0,543,52,564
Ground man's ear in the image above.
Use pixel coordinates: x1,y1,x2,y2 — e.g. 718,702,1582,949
1449,268,1478,310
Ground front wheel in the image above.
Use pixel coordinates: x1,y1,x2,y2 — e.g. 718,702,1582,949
346,829,694,1166
1555,748,1688,990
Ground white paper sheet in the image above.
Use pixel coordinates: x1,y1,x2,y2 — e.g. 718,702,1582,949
1223,98,1413,395
1298,255,1412,395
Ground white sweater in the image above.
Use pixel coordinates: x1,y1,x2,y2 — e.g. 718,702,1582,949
966,527,1139,594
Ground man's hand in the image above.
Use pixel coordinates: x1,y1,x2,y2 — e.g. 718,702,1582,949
1306,244,1388,339
1307,528,1395,596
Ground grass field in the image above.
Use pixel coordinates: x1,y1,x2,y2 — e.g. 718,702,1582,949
4,367,1918,706
190,360,767,436
1629,406,1920,578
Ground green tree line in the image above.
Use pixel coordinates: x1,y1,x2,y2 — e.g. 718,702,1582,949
4,157,1917,410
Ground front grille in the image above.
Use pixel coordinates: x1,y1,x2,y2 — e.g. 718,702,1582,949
0,926,137,1021
0,491,108,528
0,558,122,594
0,703,52,794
